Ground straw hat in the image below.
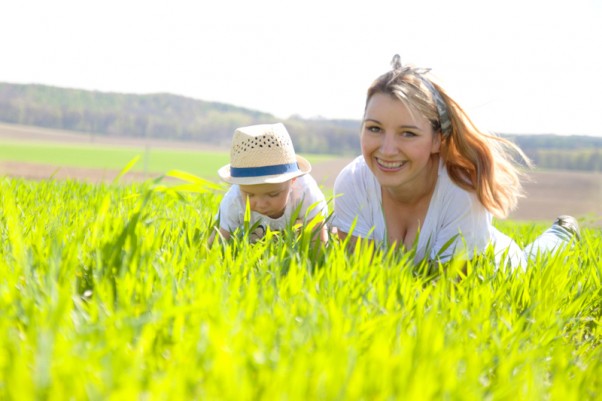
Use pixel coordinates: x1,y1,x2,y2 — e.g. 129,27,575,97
218,123,311,185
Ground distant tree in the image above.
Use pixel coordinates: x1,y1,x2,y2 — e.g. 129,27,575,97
1,82,601,163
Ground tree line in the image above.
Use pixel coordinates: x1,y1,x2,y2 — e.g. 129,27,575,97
0,82,361,155
1,82,601,172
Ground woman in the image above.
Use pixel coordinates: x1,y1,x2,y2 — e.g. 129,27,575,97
332,55,579,268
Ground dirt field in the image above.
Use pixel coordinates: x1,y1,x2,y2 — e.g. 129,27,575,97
2,122,601,226
311,157,602,225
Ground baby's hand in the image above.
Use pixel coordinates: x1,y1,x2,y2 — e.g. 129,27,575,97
249,225,266,244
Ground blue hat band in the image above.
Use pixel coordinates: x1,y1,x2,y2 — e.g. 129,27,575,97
230,162,299,178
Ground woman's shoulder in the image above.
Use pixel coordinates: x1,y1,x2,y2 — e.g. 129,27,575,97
437,162,475,199
341,155,368,173
433,162,487,219
335,155,373,186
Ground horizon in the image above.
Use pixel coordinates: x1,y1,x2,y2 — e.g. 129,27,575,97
3,80,602,139
2,0,601,137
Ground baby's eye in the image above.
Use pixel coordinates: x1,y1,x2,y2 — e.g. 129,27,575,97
268,192,281,198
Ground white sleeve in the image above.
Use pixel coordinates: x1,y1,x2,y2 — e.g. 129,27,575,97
332,159,378,239
296,175,329,221
426,187,491,262
217,186,243,233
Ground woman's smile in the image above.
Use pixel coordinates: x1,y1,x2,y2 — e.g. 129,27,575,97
375,157,407,171
361,93,441,191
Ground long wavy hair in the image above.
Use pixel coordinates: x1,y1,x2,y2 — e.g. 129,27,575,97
365,56,531,218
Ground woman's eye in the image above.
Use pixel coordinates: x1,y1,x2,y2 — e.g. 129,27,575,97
366,125,381,133
401,131,417,137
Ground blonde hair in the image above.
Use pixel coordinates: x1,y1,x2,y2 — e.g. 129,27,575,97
366,58,531,218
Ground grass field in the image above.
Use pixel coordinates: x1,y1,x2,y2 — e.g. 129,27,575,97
0,141,225,176
0,140,340,181
0,177,600,400
3,127,602,226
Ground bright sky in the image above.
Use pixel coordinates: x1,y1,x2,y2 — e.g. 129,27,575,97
2,0,601,136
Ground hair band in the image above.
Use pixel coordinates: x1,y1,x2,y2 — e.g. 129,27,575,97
391,54,452,138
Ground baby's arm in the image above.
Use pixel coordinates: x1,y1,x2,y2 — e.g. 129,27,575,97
208,225,266,246
208,186,239,247
208,227,231,247
303,216,328,243
296,175,329,244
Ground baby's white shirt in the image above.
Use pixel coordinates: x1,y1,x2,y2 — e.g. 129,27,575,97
217,174,328,233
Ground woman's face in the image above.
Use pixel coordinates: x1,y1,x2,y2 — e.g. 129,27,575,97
361,92,441,190
239,180,293,219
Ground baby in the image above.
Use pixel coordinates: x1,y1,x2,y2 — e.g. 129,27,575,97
208,123,328,245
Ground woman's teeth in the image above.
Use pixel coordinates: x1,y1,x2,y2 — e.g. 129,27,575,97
377,159,404,169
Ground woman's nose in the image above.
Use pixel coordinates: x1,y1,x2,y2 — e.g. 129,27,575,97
380,133,398,155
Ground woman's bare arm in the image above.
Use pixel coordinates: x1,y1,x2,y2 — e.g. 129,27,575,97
336,229,359,250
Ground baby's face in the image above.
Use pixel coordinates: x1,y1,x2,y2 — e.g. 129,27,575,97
239,180,293,219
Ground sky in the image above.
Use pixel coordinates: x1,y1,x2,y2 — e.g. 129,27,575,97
2,0,601,137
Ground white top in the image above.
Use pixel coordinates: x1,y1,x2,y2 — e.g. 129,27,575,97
217,174,328,233
333,156,524,266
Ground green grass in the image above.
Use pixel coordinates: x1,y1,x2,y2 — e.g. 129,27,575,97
0,176,600,400
0,141,229,179
0,141,338,180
